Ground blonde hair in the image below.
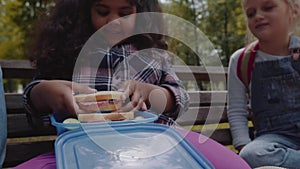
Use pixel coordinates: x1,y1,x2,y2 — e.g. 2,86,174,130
243,0,300,43
288,0,300,36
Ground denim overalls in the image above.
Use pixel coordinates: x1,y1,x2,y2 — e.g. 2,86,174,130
0,66,7,169
251,56,300,138
239,37,300,168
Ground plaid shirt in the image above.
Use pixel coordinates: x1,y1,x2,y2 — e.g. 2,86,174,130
24,45,189,124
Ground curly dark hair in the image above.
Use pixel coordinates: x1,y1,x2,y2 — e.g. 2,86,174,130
28,0,166,80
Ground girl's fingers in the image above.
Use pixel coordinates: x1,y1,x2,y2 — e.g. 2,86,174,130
141,102,147,111
71,82,97,115
132,99,146,112
119,80,134,101
119,98,145,113
73,99,87,115
72,83,97,95
119,92,141,112
119,80,134,92
60,91,78,116
130,92,141,107
119,101,134,112
118,81,127,92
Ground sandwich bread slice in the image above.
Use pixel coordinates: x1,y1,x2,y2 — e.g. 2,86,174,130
74,91,134,122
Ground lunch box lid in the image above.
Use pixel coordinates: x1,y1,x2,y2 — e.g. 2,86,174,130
55,123,214,169
50,111,159,135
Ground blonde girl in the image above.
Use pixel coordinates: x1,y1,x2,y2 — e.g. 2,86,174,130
227,0,300,168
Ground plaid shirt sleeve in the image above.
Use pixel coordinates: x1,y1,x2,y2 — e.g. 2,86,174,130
157,55,190,119
23,79,52,128
124,48,190,120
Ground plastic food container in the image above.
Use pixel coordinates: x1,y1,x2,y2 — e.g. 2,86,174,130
55,123,215,169
50,111,159,135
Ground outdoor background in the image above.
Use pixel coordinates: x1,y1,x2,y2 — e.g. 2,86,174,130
0,0,248,62
0,0,249,92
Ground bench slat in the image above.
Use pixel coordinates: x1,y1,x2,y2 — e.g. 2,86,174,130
0,60,35,79
173,65,228,81
188,91,227,106
0,60,229,81
5,93,24,114
7,114,56,138
177,106,227,125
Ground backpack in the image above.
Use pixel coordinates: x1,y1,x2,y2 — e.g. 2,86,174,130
237,37,300,92
237,41,259,93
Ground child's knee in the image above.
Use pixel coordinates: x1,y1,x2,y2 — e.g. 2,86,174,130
239,145,268,167
239,144,257,161
239,142,288,168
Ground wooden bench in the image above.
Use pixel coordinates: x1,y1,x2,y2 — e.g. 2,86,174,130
0,59,251,168
1,60,57,168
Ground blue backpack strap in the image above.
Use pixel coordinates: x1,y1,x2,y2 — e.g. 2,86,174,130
237,41,259,92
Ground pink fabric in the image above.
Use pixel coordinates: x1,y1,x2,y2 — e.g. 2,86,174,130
14,129,250,169
178,128,251,169
14,152,56,169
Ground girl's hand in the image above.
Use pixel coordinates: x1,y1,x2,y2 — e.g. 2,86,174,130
118,80,174,113
30,80,96,117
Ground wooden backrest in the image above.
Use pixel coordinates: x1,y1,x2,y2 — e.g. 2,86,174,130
1,60,56,167
1,60,248,167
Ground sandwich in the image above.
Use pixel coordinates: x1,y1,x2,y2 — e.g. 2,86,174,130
74,91,134,122
75,91,123,112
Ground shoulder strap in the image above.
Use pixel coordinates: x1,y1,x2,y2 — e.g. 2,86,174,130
237,41,259,92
